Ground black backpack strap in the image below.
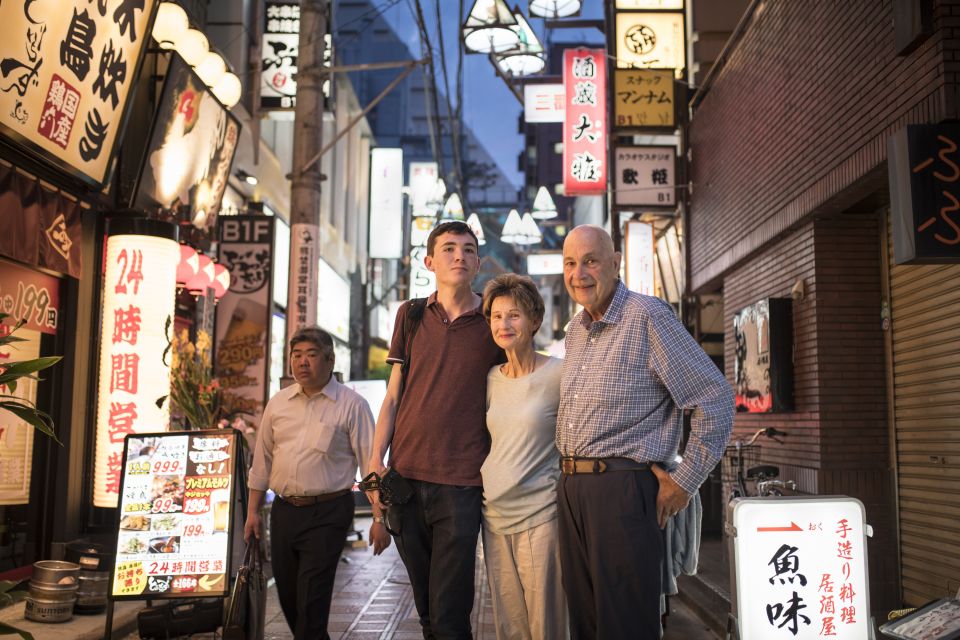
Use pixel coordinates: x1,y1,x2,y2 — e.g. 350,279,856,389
398,298,427,401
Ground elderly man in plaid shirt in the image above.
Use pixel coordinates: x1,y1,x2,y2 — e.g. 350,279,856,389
557,225,734,639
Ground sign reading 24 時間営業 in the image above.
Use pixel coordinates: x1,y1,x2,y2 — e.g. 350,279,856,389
111,431,238,600
0,0,158,187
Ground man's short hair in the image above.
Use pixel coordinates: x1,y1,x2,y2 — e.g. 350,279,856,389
482,273,545,330
426,221,479,257
289,326,334,358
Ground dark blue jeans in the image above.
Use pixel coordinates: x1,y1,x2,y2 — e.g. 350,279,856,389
392,480,482,640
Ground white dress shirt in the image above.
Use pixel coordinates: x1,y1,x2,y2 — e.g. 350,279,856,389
248,376,375,496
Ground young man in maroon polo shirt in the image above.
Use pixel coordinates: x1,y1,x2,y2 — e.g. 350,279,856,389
366,221,503,639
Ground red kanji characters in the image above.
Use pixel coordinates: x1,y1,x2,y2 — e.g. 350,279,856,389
114,249,144,295
109,353,139,394
840,606,856,624
106,451,122,494
108,401,138,443
819,617,837,636
835,518,852,539
112,305,142,345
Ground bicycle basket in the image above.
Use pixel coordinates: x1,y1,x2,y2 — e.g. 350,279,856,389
721,444,760,483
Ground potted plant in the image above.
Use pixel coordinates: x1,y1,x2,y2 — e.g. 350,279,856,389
0,313,61,445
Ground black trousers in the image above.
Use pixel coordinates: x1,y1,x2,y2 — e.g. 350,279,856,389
392,480,482,640
558,469,664,640
269,493,353,640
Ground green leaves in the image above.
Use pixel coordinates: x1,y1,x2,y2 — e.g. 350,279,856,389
0,316,62,445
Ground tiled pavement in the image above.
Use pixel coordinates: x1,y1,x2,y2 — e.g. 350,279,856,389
123,516,718,639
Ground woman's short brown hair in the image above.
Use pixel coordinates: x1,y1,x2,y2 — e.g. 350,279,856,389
482,273,545,330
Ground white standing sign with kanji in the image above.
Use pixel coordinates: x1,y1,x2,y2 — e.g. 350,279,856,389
732,497,871,640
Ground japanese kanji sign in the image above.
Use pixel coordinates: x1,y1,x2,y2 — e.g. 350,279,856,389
216,216,273,432
563,48,607,196
615,145,676,207
624,221,655,296
94,224,179,508
409,216,437,300
614,69,674,129
260,0,330,110
0,0,158,186
732,497,871,640
524,83,565,123
133,55,241,232
889,124,960,263
0,257,60,335
615,12,686,78
111,430,238,599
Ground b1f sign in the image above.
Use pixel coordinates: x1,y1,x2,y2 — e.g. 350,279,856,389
731,497,871,640
615,146,676,207
563,49,607,196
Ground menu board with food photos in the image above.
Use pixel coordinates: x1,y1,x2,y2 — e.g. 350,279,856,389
110,430,238,600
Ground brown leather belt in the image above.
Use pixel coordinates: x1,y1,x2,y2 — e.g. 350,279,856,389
560,457,649,475
278,489,351,507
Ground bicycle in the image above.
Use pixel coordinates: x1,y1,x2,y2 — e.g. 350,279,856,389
722,426,796,500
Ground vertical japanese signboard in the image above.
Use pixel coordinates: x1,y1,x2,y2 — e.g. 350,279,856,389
731,497,871,640
94,221,179,508
111,430,237,599
409,217,436,300
563,49,607,196
613,69,674,129
888,124,960,263
260,0,330,111
624,221,655,296
0,0,158,186
216,216,273,431
615,146,676,207
369,148,404,260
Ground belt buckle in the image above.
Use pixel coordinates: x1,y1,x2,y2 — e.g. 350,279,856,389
561,458,575,475
285,495,308,507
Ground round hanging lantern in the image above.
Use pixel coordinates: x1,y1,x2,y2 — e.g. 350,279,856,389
211,262,231,300
186,254,215,296
175,244,200,287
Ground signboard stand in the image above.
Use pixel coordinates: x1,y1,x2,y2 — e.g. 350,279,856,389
727,496,872,640
103,430,245,640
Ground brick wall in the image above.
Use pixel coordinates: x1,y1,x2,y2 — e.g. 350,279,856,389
689,0,960,293
723,214,898,608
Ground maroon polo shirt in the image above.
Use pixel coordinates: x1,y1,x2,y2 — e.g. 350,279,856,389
386,293,505,486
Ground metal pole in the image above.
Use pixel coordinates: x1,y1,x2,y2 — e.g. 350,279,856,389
286,0,327,339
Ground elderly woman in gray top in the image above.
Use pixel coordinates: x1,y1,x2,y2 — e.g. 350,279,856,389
480,274,568,640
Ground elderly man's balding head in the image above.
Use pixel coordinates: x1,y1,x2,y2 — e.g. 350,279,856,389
562,225,622,321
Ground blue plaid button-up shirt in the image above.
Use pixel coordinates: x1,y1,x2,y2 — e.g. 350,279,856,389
557,281,734,495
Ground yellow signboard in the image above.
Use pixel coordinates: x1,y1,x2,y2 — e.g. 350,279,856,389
614,69,675,128
615,12,686,78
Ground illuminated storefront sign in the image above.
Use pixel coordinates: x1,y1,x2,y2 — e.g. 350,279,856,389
613,69,674,129
93,219,179,508
526,253,563,276
133,55,241,231
260,0,331,110
624,221,655,296
615,0,683,8
111,431,238,599
409,162,439,217
409,217,436,300
317,259,350,343
0,0,158,186
369,148,404,259
523,83,565,123
615,145,676,207
216,216,273,430
562,48,607,196
615,12,686,78
731,497,870,640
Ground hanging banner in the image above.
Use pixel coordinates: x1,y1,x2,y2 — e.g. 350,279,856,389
731,497,871,640
562,48,607,196
523,83,565,123
615,12,686,78
216,216,273,430
613,69,675,129
260,0,330,111
369,148,404,259
287,222,318,334
132,55,241,232
624,221,655,296
111,430,238,599
316,259,350,343
0,0,158,187
888,124,960,263
614,145,676,207
93,221,179,508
